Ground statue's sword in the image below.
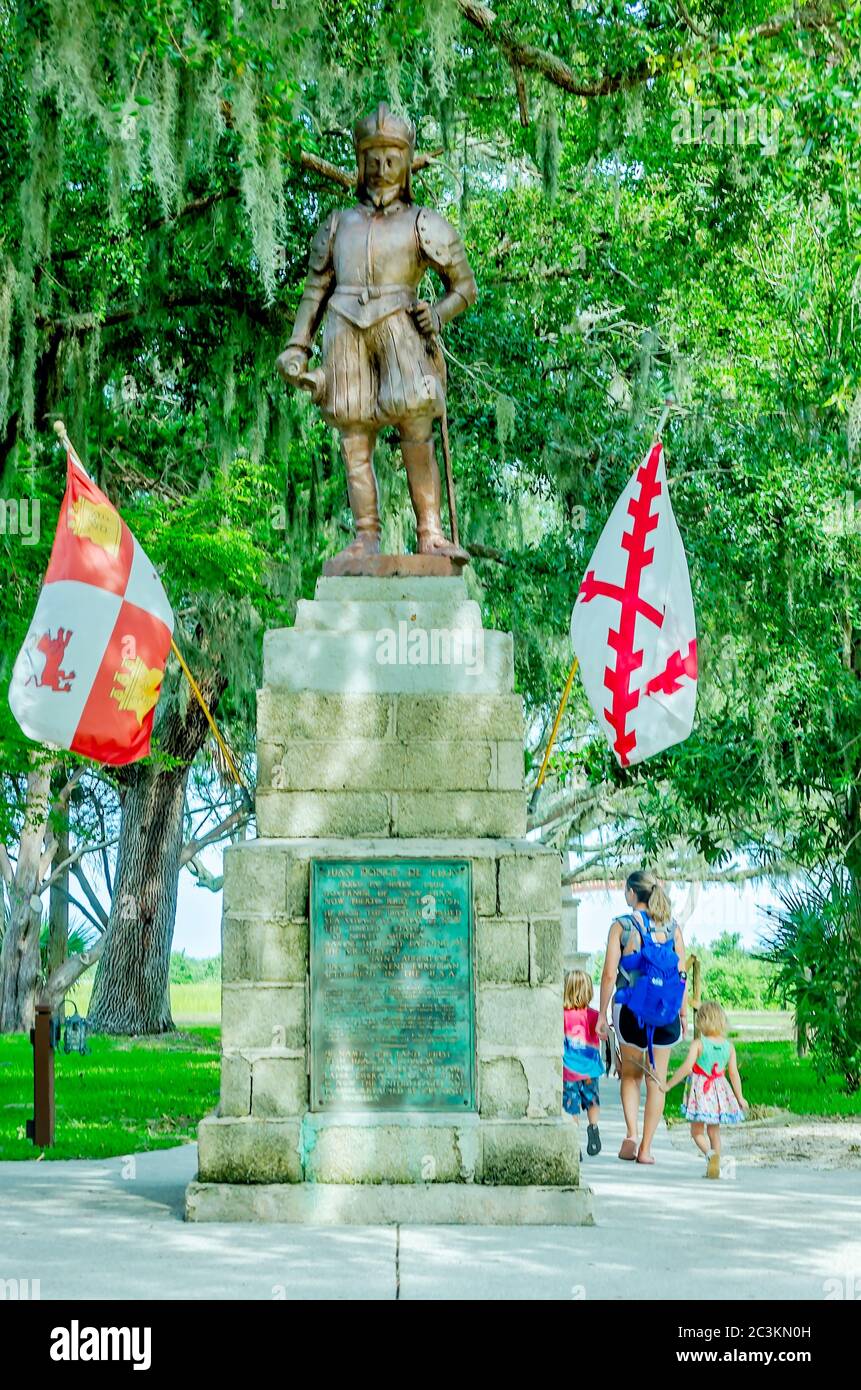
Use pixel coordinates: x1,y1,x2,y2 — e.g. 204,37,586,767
412,298,461,549
438,404,460,550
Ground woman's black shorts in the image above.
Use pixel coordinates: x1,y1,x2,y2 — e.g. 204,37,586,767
613,1002,681,1050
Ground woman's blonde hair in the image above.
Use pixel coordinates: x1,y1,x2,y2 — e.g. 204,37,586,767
564,969,594,1010
696,1000,727,1036
626,869,672,926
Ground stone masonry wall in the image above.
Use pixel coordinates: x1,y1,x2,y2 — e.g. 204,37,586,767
255,691,527,839
198,836,575,1186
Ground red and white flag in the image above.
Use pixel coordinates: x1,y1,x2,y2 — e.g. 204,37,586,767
8,451,173,765
570,440,697,767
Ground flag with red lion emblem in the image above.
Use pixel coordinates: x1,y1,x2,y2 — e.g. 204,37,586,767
570,440,697,767
8,451,174,765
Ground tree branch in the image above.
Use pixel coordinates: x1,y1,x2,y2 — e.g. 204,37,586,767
297,150,354,190
70,862,109,928
185,854,224,893
145,186,241,233
143,144,445,226
50,883,106,935
675,0,711,39
466,540,508,564
510,58,530,126
529,786,610,833
42,839,117,891
298,146,442,189
40,936,105,1011
456,1,837,100
36,289,284,336
52,766,84,815
179,806,250,866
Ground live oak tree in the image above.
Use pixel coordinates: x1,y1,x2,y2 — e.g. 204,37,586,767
0,746,253,1032
1,1,859,1031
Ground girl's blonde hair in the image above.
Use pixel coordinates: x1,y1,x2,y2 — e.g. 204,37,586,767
626,869,672,926
564,969,594,1010
697,1000,727,1036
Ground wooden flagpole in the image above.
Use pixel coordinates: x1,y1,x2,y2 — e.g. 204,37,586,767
527,655,579,817
52,418,82,464
168,637,247,796
53,419,250,803
527,399,675,818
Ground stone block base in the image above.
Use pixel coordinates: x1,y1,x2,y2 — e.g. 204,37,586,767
187,578,589,1226
185,1181,593,1226
196,1112,581,1186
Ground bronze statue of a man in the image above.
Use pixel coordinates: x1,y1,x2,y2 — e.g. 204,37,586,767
276,103,476,567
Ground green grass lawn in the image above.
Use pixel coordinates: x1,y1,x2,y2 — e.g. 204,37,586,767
664,1039,861,1120
734,1041,861,1117
3,1011,858,1162
69,980,221,1024
0,1027,220,1161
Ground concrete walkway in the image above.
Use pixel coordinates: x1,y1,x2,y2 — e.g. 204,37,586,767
2,1080,859,1300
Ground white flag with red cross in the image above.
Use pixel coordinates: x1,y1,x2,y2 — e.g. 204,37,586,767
570,440,697,767
8,450,174,765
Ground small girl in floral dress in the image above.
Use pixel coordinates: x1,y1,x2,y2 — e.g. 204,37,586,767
664,1000,748,1178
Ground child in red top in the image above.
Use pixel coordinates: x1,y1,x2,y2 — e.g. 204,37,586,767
563,970,603,1156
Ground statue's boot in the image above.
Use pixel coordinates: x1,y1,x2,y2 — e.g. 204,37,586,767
333,434,382,562
402,438,469,563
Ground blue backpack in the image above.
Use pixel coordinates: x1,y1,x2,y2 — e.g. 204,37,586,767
615,912,686,1065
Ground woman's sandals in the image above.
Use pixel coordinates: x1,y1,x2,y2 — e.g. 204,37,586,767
618,1137,639,1161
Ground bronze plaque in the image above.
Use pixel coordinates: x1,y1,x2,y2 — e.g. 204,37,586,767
310,859,475,1111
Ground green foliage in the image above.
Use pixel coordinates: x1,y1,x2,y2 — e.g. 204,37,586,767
733,1041,861,1118
759,871,861,1094
690,930,778,1010
697,951,776,1012
711,930,743,958
0,1025,219,1160
0,0,859,889
169,950,220,984
596,934,779,1010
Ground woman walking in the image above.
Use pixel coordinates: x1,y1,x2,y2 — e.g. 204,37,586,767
596,871,688,1165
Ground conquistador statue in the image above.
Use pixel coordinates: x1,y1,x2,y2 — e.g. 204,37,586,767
276,103,476,566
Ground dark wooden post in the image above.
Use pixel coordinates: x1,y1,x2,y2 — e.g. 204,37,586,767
689,953,702,1037
27,1004,57,1147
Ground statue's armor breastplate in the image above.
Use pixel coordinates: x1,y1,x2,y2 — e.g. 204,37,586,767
329,204,422,329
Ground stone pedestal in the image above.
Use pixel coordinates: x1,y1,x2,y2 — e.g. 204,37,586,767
186,576,592,1225
562,890,593,976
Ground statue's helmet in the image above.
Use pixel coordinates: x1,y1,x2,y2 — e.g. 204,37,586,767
354,102,415,202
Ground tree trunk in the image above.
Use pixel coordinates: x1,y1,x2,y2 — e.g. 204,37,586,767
41,934,105,1013
86,765,188,1034
86,655,227,1035
0,765,52,1033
